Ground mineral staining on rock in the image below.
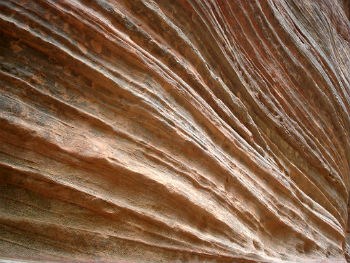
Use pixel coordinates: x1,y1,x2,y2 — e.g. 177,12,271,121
0,0,350,262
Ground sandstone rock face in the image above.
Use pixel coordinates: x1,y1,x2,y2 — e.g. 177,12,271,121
1,0,350,262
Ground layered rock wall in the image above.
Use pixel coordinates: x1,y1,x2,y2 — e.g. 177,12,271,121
0,0,350,262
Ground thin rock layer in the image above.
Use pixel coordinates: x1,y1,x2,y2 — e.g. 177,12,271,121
0,0,350,262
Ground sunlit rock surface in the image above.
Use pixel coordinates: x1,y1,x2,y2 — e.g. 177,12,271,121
1,0,350,262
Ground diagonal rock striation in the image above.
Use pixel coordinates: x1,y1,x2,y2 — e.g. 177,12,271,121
0,0,350,262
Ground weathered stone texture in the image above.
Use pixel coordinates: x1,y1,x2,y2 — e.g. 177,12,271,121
0,0,350,262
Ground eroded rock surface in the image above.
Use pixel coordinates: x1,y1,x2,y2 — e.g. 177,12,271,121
0,0,350,262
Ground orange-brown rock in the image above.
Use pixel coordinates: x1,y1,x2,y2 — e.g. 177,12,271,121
1,0,350,262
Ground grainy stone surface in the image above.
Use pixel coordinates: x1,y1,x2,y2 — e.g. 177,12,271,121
0,0,350,262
